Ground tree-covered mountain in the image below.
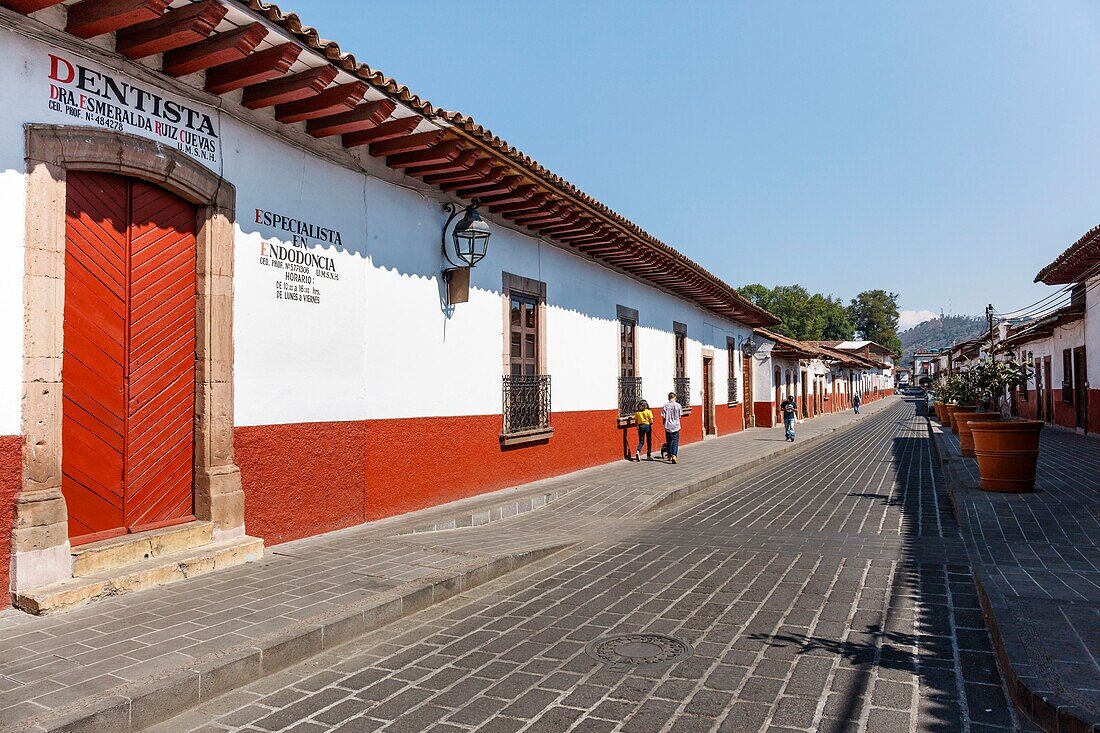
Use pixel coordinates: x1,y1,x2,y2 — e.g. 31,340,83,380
899,315,986,365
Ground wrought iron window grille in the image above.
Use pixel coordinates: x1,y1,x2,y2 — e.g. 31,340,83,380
727,377,739,405
674,376,691,410
618,376,644,417
502,375,551,434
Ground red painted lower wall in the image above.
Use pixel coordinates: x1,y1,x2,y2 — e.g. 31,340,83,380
755,401,775,428
236,421,367,546
0,435,21,608
715,403,745,436
1015,388,1100,434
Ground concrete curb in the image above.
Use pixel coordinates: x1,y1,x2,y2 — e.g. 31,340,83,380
646,399,896,514
926,418,1100,733
12,544,570,733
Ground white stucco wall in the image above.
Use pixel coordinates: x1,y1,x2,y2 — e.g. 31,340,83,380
0,28,754,433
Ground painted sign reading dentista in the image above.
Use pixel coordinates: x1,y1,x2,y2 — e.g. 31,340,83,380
46,52,220,166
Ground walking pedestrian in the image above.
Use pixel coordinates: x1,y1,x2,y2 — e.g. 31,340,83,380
662,391,682,464
853,392,862,414
781,395,797,442
633,400,653,461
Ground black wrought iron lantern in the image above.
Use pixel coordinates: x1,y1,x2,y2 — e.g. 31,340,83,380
443,199,491,270
440,198,492,306
742,335,758,356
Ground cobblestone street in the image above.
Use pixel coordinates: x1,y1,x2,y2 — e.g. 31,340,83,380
152,400,1020,733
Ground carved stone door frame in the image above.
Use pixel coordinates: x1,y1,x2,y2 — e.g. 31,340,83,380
12,125,244,594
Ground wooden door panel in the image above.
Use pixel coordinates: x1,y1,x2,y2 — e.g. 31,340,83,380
62,172,196,542
124,180,196,531
63,171,128,541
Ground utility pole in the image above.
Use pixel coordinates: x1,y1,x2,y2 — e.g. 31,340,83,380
986,303,995,355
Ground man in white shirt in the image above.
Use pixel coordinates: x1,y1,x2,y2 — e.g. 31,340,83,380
662,392,683,464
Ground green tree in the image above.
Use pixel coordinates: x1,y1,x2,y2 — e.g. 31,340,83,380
848,290,902,355
813,294,855,340
738,284,854,341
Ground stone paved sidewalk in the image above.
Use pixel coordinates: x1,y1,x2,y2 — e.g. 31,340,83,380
931,420,1100,732
0,399,896,732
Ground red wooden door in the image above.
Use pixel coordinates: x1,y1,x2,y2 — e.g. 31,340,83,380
63,171,197,544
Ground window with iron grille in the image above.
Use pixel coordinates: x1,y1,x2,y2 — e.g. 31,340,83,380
617,306,641,417
502,278,551,437
1062,348,1073,404
503,374,551,434
727,337,738,404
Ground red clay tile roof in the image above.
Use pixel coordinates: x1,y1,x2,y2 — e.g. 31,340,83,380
1035,224,1100,285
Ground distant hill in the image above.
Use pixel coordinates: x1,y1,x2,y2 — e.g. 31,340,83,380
899,316,986,365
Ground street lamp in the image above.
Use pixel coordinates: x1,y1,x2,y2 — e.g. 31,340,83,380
441,198,491,305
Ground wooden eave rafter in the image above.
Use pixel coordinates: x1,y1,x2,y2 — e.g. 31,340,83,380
475,185,537,206
115,0,227,59
274,81,367,123
386,140,464,169
368,129,445,157
423,160,495,186
0,0,64,12
162,22,267,77
489,194,549,214
341,115,420,147
204,41,300,94
66,0,170,39
455,175,522,198
241,65,337,108
404,150,479,177
306,99,396,137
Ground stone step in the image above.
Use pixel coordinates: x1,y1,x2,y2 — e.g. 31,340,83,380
14,535,263,615
70,520,215,577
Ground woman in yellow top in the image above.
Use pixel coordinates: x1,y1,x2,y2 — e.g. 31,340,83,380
634,400,654,461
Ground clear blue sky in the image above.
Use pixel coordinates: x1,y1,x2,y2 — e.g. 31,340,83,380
286,1,1100,329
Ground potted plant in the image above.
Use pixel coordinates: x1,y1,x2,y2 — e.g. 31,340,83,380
968,355,1042,492
953,361,1002,456
931,373,964,427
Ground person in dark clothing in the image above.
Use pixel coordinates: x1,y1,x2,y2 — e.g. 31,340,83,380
853,393,862,414
781,396,797,441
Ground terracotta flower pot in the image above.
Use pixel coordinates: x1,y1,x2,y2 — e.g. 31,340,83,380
949,405,975,434
955,412,1001,457
933,403,945,422
970,420,1043,493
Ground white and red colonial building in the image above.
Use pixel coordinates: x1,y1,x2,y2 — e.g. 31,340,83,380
1003,226,1100,433
0,0,784,610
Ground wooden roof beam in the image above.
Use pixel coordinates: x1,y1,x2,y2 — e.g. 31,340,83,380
306,99,396,137
511,206,571,226
560,227,612,244
473,185,537,206
387,140,464,169
422,160,497,186
241,65,337,109
437,166,507,191
537,220,593,236
274,82,367,124
491,194,550,215
66,0,170,39
0,0,63,12
455,175,523,198
205,42,301,94
369,130,445,157
404,150,479,177
341,116,420,147
116,0,226,59
163,23,267,77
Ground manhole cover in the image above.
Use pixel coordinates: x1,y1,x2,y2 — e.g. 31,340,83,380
585,634,693,669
